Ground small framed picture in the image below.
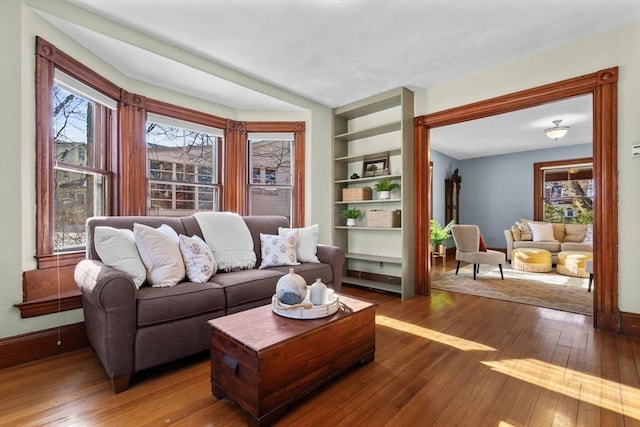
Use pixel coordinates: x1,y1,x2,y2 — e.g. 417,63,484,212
362,157,388,177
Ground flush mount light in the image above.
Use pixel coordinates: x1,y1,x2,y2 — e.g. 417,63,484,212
545,119,570,142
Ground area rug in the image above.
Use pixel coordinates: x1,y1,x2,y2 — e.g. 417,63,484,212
431,264,593,315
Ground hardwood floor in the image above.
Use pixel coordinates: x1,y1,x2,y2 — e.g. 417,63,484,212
2,265,639,426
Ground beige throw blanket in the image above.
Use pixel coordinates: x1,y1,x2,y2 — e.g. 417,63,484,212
193,212,256,271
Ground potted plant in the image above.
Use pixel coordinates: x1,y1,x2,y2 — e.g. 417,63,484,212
373,178,400,200
430,219,455,256
341,208,362,227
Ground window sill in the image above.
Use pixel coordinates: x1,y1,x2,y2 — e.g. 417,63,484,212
17,252,84,318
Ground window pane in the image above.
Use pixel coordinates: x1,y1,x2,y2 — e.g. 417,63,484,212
248,135,293,219
146,119,220,216
248,187,292,220
54,169,105,251
53,85,96,168
543,165,593,224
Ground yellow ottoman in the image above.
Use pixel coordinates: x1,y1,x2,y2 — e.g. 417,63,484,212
512,248,553,273
556,251,593,278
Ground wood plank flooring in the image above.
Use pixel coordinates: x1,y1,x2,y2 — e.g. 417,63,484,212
1,264,639,426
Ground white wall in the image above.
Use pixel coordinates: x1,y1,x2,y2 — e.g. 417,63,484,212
0,0,333,339
415,22,640,314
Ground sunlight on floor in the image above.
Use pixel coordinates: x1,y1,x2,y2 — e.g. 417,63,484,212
482,358,640,420
376,315,496,352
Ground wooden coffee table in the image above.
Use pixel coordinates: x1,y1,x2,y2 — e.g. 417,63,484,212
208,294,377,426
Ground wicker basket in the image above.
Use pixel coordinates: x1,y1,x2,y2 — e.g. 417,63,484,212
367,210,401,228
342,187,372,201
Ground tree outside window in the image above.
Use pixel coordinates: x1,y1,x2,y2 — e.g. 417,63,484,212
541,164,593,224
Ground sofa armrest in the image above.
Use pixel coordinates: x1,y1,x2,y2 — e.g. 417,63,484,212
316,244,345,292
504,229,515,261
74,259,137,383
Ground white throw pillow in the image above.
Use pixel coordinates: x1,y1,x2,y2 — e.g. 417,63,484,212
134,223,185,287
528,222,556,242
583,224,594,244
179,234,217,283
259,231,299,269
278,224,320,263
94,227,146,289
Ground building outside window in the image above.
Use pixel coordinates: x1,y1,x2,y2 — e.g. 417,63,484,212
247,133,294,219
146,114,222,216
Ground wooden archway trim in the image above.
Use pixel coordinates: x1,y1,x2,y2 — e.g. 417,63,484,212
414,67,619,332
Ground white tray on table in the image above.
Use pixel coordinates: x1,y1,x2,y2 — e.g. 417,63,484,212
271,289,339,319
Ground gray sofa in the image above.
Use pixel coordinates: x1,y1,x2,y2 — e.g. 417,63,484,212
74,215,345,393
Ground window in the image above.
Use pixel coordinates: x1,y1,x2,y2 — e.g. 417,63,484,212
146,114,222,216
534,158,593,224
51,71,113,252
247,133,294,219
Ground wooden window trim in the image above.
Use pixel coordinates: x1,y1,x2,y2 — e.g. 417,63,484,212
414,67,619,333
533,157,593,221
245,121,305,227
22,38,308,318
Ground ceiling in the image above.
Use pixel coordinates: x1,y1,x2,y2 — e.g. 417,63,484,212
35,1,639,158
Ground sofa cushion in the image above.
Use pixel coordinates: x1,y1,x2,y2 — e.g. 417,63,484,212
212,269,284,309
561,242,593,252
136,281,225,327
179,234,217,283
552,223,566,242
258,231,299,269
134,223,185,288
513,240,561,253
278,224,321,263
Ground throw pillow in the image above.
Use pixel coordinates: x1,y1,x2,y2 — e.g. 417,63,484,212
479,233,487,252
528,222,556,242
94,226,146,289
259,231,299,269
278,224,320,263
583,224,594,244
179,234,217,283
134,223,185,287
564,223,588,242
515,221,533,241
510,225,522,241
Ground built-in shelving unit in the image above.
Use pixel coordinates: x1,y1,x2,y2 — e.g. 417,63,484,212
332,88,414,299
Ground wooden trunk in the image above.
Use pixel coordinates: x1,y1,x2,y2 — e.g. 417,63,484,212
209,295,377,426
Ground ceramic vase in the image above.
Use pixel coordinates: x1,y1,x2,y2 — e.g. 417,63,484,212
309,278,328,305
346,218,356,227
276,268,307,305
380,190,390,200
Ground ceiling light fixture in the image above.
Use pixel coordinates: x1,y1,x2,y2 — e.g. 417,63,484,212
545,119,570,142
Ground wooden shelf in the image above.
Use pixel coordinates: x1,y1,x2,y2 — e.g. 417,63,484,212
334,199,401,205
334,148,402,163
334,121,401,142
345,253,402,264
332,87,414,300
342,276,401,294
334,174,401,184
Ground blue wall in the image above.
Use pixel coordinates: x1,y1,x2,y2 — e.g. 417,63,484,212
454,144,592,248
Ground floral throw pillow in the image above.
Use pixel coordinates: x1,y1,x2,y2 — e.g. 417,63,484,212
515,221,533,241
259,231,299,269
179,234,217,283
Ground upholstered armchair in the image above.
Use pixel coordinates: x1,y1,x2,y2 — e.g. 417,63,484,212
451,225,506,280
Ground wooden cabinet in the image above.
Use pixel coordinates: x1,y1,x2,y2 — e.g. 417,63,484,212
445,168,461,225
332,88,414,299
